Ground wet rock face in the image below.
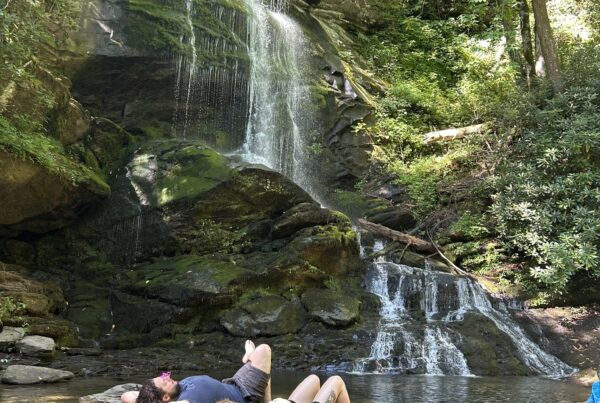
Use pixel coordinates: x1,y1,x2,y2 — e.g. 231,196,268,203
221,296,307,337
15,140,364,348
301,288,361,326
514,305,600,370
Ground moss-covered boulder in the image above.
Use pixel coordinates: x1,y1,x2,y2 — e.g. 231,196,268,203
0,269,65,318
221,296,306,337
301,288,360,326
125,255,256,307
449,312,529,376
0,264,78,346
0,149,109,234
287,221,359,276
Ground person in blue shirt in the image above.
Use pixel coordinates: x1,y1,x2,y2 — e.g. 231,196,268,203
126,340,271,403
588,369,600,403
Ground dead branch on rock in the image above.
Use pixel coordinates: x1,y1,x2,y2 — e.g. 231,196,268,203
423,123,487,144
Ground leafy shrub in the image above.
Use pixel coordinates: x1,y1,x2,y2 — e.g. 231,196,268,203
490,84,600,295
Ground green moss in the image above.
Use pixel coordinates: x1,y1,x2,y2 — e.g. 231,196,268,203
0,116,109,195
136,255,249,289
155,145,230,205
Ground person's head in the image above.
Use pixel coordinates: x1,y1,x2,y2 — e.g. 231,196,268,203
135,374,181,403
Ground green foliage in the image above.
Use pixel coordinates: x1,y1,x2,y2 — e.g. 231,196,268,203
0,116,109,191
450,211,490,240
0,296,27,321
490,83,600,295
0,0,80,129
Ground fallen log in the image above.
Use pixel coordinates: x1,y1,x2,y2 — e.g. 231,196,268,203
423,123,487,144
357,219,437,254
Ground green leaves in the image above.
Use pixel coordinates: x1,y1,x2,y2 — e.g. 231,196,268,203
491,83,600,297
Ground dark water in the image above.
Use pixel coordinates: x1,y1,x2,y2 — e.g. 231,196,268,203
0,372,590,402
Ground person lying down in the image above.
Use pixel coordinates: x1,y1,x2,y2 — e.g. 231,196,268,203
120,340,350,403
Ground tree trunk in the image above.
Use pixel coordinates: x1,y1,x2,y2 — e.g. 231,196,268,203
357,219,438,254
518,0,536,87
531,0,563,92
423,124,486,144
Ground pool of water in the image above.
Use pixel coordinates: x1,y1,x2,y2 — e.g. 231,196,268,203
0,372,590,402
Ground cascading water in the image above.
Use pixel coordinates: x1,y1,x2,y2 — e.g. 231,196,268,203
240,0,315,194
354,239,575,377
172,1,250,147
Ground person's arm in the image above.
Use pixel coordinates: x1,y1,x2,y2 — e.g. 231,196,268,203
121,391,139,403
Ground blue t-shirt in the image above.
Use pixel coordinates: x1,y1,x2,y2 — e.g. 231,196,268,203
177,375,244,403
588,381,600,403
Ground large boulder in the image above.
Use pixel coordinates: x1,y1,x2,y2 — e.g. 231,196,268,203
1,365,73,384
0,150,109,233
301,288,360,326
125,256,256,307
221,296,307,337
17,335,55,356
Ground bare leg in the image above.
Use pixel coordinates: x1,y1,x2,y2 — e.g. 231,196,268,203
313,376,350,403
247,343,271,402
287,374,320,403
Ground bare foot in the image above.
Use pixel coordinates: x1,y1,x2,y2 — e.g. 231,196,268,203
242,340,255,363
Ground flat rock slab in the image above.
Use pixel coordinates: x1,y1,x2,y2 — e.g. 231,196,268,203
1,365,74,384
17,335,55,355
80,383,141,403
0,327,26,350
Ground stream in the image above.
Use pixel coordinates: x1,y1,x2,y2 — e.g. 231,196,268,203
0,371,590,402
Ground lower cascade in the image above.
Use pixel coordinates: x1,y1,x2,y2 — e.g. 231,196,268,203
352,242,576,377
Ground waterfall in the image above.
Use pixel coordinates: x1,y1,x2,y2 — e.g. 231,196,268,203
170,0,316,193
453,278,574,377
239,0,315,194
354,243,575,377
172,1,249,147
181,0,197,138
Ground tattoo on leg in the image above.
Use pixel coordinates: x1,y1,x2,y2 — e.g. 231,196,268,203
324,390,337,403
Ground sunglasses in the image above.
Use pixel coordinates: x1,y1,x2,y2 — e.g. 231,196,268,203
160,371,171,380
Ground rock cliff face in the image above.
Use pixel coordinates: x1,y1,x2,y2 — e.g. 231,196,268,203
0,0,387,368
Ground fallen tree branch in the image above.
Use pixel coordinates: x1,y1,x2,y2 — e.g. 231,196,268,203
423,123,487,144
426,230,469,277
357,219,437,254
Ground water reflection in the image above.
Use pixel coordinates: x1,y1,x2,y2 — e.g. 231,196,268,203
0,373,589,402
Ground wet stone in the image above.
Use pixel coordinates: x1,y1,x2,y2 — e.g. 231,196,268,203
0,327,26,351
1,364,73,384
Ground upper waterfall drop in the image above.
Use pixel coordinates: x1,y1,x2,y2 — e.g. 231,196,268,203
240,0,316,196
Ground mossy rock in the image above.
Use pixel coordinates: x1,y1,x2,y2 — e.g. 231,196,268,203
0,146,109,234
450,312,529,376
66,281,112,340
272,202,345,239
301,288,360,326
286,222,360,276
51,98,91,145
25,317,79,347
110,291,182,334
87,118,135,175
0,270,66,318
194,167,314,228
220,296,306,336
153,144,231,205
127,255,256,306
